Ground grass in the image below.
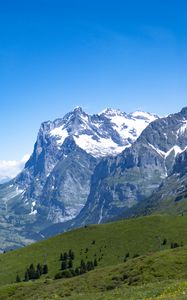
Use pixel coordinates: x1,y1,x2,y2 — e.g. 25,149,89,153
2,215,187,298
1,215,187,286
2,246,187,299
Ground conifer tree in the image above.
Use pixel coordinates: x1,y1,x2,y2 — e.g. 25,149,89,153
43,264,48,274
16,274,21,283
80,259,86,274
61,260,67,270
68,259,73,269
34,269,40,279
90,261,94,270
28,264,35,279
70,251,75,260
75,267,80,276
37,263,43,276
64,252,68,260
162,238,167,245
24,269,29,282
86,261,92,271
94,258,98,267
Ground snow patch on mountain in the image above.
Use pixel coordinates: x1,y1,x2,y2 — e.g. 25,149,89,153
29,201,37,216
148,143,187,159
49,107,158,158
50,127,69,144
109,112,156,142
74,135,127,157
131,111,157,122
177,121,187,135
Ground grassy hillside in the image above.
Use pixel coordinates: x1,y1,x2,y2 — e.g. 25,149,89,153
2,246,187,299
1,215,187,287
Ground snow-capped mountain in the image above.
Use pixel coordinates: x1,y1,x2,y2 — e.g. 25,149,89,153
0,106,157,250
15,106,157,218
48,107,157,157
67,107,187,228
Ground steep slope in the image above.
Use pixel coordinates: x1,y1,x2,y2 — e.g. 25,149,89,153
0,107,156,250
70,107,187,227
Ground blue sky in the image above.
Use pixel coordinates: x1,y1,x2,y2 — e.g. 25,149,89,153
0,0,187,162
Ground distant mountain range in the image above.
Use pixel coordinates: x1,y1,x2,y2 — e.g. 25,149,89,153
0,107,157,250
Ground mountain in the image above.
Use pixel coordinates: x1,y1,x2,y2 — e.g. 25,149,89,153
0,107,156,250
66,107,187,229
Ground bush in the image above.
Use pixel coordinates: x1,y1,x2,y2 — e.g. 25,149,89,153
54,272,63,280
171,242,180,249
54,269,73,279
61,270,73,278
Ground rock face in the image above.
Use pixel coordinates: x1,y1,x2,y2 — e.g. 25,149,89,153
122,147,187,218
0,107,156,250
70,107,187,227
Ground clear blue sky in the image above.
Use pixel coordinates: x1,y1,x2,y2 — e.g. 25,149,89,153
0,0,187,160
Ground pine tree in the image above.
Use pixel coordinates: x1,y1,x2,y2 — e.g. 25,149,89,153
75,267,80,276
28,264,35,279
24,269,29,282
86,261,92,271
43,264,48,274
80,259,87,274
63,252,68,260
162,238,167,245
34,269,40,279
70,251,75,260
61,260,67,270
68,259,73,269
37,263,43,276
94,258,98,267
16,274,21,283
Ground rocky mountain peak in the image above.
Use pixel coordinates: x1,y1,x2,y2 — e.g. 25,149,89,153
72,106,85,114
99,108,125,117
